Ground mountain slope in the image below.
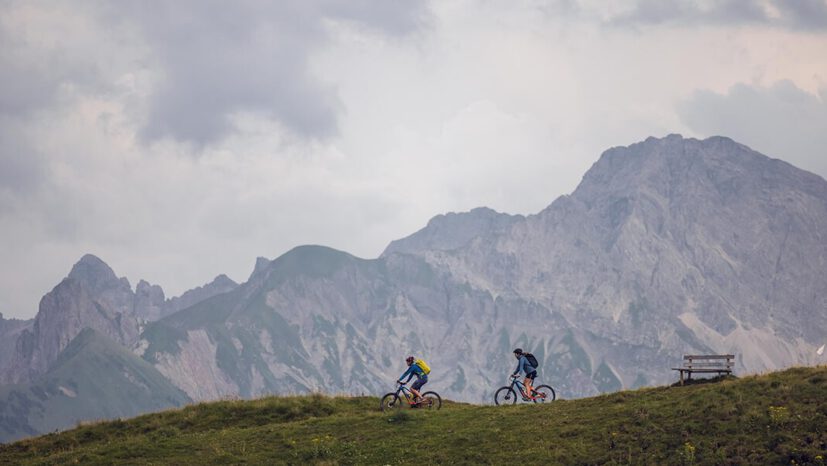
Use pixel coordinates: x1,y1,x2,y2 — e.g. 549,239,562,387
138,245,400,400
1,366,825,464
0,328,191,443
137,135,827,403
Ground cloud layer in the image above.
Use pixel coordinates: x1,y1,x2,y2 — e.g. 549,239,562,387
1,0,826,319
126,1,429,147
609,0,827,31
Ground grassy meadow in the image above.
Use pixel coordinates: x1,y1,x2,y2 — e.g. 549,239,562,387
1,366,826,465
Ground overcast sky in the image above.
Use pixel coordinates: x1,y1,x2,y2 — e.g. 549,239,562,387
2,0,826,320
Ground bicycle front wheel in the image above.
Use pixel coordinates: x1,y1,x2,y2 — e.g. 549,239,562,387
421,391,442,410
532,384,556,403
380,393,401,412
494,386,517,405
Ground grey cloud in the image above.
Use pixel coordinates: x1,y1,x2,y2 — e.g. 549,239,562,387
0,2,106,198
609,0,827,31
0,1,429,148
324,0,430,35
0,10,103,117
678,81,827,179
776,0,827,31
122,1,430,148
0,120,45,198
0,53,61,117
0,22,59,116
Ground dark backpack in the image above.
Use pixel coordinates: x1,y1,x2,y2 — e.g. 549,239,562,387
525,352,539,369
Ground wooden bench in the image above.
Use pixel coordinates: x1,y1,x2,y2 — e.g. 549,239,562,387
671,354,734,385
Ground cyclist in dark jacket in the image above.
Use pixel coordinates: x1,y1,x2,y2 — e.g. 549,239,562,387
398,356,427,401
512,348,537,400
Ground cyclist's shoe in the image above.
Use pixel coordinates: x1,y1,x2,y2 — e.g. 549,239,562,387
521,396,531,401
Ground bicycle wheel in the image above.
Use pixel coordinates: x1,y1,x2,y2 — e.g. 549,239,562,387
420,391,442,410
494,386,517,405
532,384,556,403
380,393,402,412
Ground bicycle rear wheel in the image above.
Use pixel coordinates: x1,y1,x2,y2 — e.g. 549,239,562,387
494,386,517,405
532,384,556,403
380,393,402,412
420,391,442,410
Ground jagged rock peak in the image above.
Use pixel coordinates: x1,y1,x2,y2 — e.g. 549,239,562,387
249,257,271,280
136,279,161,292
427,206,517,225
543,134,811,220
136,279,165,301
67,254,128,293
570,133,805,205
383,206,521,256
211,274,238,288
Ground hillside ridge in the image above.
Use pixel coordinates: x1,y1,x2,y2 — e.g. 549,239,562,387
1,366,825,464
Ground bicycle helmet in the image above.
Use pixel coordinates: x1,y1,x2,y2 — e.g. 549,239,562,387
513,348,523,355
406,356,415,364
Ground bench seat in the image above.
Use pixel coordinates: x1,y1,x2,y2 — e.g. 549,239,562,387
671,354,734,385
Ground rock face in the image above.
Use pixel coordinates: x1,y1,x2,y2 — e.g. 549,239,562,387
136,135,827,403
0,314,32,384
0,255,239,385
2,255,143,385
134,280,166,321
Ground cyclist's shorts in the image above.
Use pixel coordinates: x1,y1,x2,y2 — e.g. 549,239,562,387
525,371,537,380
412,377,428,391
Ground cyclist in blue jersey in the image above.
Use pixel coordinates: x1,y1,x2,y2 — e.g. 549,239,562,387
512,348,537,400
398,356,428,402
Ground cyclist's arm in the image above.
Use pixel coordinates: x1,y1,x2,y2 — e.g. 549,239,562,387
514,357,525,376
398,365,414,383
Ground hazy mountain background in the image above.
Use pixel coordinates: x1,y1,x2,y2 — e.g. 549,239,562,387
2,134,825,443
0,328,190,442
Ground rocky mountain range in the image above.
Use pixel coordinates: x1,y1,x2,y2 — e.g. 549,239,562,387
2,134,825,442
0,256,238,386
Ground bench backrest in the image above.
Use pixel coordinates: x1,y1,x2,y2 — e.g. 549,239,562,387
683,354,735,369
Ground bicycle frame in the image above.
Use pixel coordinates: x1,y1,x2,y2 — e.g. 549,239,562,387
509,377,532,398
394,383,420,405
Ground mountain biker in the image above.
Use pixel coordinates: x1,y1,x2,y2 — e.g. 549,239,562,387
512,348,537,400
398,356,428,403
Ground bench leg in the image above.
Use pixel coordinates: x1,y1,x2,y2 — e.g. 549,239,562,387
680,371,684,386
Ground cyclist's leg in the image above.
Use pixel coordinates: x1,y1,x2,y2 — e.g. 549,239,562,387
516,379,530,401
525,371,537,398
411,377,427,401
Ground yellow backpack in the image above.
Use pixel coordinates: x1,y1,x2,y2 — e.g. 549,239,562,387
414,358,431,375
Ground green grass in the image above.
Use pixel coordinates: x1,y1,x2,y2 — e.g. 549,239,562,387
2,367,827,465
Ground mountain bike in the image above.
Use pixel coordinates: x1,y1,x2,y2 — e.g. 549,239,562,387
380,381,442,411
494,374,556,405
